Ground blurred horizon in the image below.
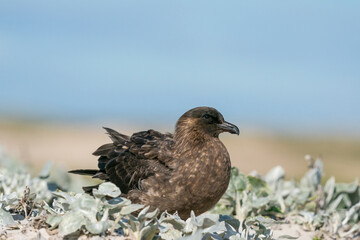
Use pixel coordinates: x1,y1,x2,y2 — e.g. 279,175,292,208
1,1,360,137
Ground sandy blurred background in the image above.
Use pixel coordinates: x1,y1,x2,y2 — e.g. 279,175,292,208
1,1,359,182
1,119,359,182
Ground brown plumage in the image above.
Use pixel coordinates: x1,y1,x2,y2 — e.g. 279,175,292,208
69,106,239,219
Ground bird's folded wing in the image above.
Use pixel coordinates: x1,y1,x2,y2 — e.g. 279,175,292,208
92,127,174,193
128,129,174,163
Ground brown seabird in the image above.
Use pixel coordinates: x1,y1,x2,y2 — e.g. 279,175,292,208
69,106,239,219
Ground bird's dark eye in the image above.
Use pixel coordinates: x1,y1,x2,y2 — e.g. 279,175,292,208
202,114,211,119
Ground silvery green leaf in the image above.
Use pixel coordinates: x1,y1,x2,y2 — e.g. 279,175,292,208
300,158,323,190
342,194,352,208
42,201,58,215
119,203,144,215
52,199,65,213
230,167,240,177
4,192,18,203
301,170,319,190
219,215,240,231
52,191,76,203
184,211,200,233
265,166,285,186
230,170,247,192
181,230,203,240
336,179,358,194
246,216,276,226
311,214,324,229
202,232,224,240
92,182,121,198
212,202,234,216
144,208,159,219
76,194,98,211
204,221,227,234
99,208,109,222
0,192,18,209
159,222,183,240
194,212,219,228
137,205,150,219
304,201,316,212
128,214,141,232
247,176,267,192
46,214,62,229
0,208,15,226
84,218,108,234
280,180,296,196
59,211,85,235
229,234,243,240
105,197,131,211
274,194,286,213
294,189,311,205
327,194,344,213
329,211,341,234
39,161,53,179
184,211,219,234
314,158,323,173
251,196,270,208
139,224,159,240
342,201,360,225
159,211,186,231
339,223,360,238
223,223,239,238
324,176,335,205
299,211,314,223
72,196,101,223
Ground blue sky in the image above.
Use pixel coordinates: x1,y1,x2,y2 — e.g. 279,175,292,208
0,1,359,134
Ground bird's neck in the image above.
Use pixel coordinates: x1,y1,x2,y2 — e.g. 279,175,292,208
173,125,216,154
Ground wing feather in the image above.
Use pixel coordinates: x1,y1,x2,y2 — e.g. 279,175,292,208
93,143,114,156
89,127,174,194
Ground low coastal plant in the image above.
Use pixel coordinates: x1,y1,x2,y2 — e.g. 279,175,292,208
0,147,359,239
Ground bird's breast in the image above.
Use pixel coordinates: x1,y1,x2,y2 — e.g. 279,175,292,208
169,140,231,212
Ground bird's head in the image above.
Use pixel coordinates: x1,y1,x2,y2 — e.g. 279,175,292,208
175,107,239,138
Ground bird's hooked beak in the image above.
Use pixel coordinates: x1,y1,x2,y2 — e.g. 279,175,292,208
217,121,240,135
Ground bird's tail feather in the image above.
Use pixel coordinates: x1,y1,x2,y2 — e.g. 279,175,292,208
68,169,98,175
